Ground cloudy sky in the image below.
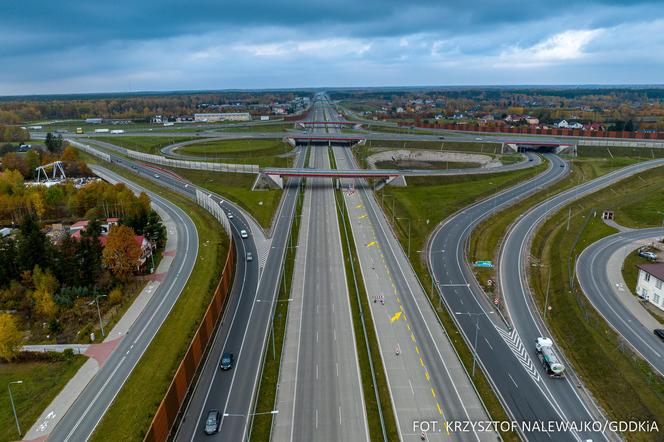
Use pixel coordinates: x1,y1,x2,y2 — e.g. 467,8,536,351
1,0,663,95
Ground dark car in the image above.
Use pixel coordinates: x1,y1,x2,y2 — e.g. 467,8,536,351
654,329,664,341
220,352,234,370
204,409,221,435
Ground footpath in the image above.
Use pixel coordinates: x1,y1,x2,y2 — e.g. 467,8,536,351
23,172,180,441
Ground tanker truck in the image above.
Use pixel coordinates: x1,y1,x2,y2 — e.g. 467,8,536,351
535,337,565,377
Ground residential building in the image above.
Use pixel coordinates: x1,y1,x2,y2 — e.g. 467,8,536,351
193,112,251,122
557,120,583,129
636,263,664,311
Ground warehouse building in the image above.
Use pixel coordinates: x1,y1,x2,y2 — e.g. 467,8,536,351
194,112,251,122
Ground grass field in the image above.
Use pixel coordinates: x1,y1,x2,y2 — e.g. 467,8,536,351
79,160,229,442
165,167,281,230
91,136,199,154
176,138,293,167
469,156,642,294
364,139,503,154
214,122,294,133
376,164,547,441
530,165,664,441
1,354,87,442
374,160,480,170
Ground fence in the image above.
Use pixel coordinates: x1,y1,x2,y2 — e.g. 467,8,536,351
143,239,235,442
195,189,232,235
578,139,664,148
69,140,112,162
399,121,664,142
125,149,259,174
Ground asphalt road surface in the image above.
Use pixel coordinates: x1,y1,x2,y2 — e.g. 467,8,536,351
577,228,664,376
46,165,200,442
498,157,664,441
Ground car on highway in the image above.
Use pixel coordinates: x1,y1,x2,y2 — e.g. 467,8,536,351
154,174,160,179
227,212,234,219
475,137,483,141
639,250,658,260
654,329,664,341
240,229,248,239
246,252,253,261
220,352,234,370
204,409,221,435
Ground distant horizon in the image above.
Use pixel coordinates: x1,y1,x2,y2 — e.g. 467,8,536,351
3,83,664,100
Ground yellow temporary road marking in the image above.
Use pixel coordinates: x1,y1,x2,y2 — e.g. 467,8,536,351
390,311,402,322
425,371,430,381
420,357,424,367
356,204,363,209
367,241,377,247
359,214,367,219
431,388,436,398
415,346,420,354
437,403,443,415
406,323,411,331
411,333,416,342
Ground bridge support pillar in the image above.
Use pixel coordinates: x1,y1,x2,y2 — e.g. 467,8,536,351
252,173,283,190
375,175,407,191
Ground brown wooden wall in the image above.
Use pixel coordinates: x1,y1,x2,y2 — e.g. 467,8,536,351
144,239,236,442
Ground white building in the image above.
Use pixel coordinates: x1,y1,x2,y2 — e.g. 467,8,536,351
636,263,664,311
194,112,251,122
556,119,583,129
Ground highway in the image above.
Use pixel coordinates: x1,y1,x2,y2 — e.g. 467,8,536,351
577,228,664,376
59,139,266,441
498,157,664,441
174,151,306,439
324,98,494,441
46,164,200,442
427,153,588,441
273,96,369,441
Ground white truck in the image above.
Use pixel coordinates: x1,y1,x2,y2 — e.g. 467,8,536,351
535,337,565,377
94,128,110,133
110,129,125,134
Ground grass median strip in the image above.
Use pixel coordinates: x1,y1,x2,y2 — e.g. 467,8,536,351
78,156,229,442
250,175,305,441
91,136,199,154
530,165,664,440
469,156,642,296
374,165,548,441
334,184,399,441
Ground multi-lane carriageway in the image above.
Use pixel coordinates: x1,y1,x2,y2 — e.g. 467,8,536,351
57,95,636,442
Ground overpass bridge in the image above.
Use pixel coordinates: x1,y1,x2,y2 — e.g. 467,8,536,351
502,140,575,155
285,135,366,146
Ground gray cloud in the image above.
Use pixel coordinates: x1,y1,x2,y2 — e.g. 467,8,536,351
0,0,663,94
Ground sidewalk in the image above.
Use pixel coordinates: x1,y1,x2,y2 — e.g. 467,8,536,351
606,237,663,332
23,171,180,441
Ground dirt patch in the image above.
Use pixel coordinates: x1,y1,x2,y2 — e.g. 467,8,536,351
366,149,500,169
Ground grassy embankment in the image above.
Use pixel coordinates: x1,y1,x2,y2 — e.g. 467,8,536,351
530,164,664,441
165,167,281,231
374,162,547,441
1,354,86,442
91,136,199,154
330,147,400,440
78,155,230,442
176,138,294,168
250,167,305,440
469,155,642,294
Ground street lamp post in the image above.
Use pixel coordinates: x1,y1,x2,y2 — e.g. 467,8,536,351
222,410,279,442
455,312,487,377
90,294,108,338
8,380,23,437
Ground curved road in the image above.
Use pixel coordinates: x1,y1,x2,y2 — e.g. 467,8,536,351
577,228,664,376
498,158,664,441
47,165,200,442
